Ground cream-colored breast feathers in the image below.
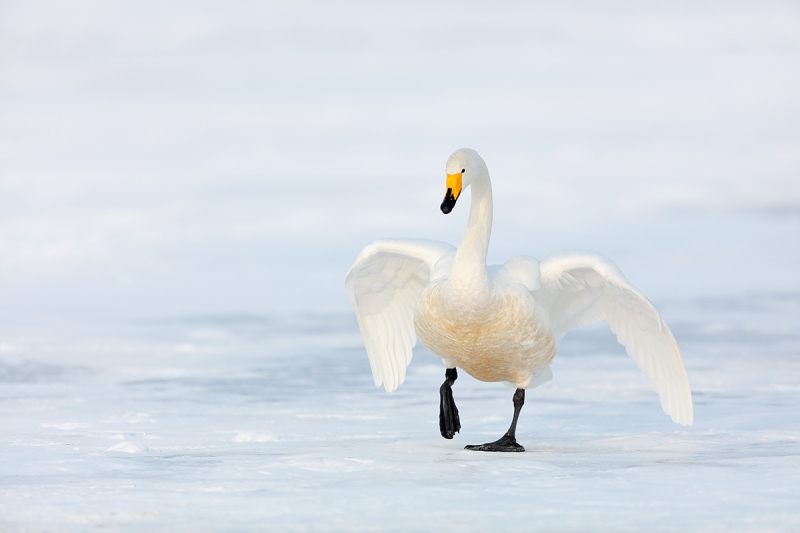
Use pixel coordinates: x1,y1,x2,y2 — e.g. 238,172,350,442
414,280,556,387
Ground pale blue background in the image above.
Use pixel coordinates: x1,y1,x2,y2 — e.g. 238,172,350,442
1,2,799,531
2,1,798,321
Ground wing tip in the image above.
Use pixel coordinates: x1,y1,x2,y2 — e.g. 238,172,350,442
671,413,694,426
668,401,694,426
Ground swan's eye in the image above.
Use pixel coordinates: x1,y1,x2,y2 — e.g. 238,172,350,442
461,168,465,173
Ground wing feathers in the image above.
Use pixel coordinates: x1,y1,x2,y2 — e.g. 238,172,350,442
350,242,693,424
534,251,693,425
346,239,456,392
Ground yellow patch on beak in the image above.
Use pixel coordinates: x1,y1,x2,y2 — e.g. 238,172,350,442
445,173,462,201
440,172,462,214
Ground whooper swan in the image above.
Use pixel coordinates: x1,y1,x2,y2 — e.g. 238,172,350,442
345,148,692,452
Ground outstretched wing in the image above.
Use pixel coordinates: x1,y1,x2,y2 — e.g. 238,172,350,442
532,251,693,425
345,239,456,392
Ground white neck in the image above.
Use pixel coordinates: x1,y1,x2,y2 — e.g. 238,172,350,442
445,171,493,300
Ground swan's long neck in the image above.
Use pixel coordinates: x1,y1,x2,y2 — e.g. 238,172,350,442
447,172,493,298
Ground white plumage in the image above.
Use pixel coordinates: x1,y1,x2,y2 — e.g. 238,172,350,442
345,148,693,429
345,239,455,392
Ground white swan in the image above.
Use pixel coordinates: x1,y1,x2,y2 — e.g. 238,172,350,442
345,148,693,452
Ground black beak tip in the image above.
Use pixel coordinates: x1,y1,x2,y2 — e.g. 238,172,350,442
441,189,457,214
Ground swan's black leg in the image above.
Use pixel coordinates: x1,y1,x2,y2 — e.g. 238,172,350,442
439,368,461,439
465,388,525,452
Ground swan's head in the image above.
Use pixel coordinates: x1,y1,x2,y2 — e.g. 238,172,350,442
441,148,488,214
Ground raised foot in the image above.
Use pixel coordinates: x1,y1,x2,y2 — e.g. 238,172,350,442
439,368,461,439
439,381,461,439
464,434,525,452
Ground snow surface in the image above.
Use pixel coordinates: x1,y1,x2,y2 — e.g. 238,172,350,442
2,293,800,531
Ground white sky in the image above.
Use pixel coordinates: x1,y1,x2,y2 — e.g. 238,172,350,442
1,1,799,320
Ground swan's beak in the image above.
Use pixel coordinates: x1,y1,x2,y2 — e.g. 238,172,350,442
441,173,462,214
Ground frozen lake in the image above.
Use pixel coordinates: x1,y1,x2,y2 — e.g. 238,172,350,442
2,1,800,531
2,288,800,531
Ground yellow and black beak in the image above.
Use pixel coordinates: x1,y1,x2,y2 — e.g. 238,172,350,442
441,172,462,214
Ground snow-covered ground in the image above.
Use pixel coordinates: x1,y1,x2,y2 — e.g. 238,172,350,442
2,290,800,531
2,1,800,531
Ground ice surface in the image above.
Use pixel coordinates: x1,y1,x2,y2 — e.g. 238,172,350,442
2,293,800,531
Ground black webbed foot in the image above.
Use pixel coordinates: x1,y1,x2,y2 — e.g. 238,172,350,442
439,368,461,439
464,434,525,452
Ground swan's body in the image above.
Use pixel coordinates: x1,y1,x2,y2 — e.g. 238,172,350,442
346,148,693,451
415,266,556,388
